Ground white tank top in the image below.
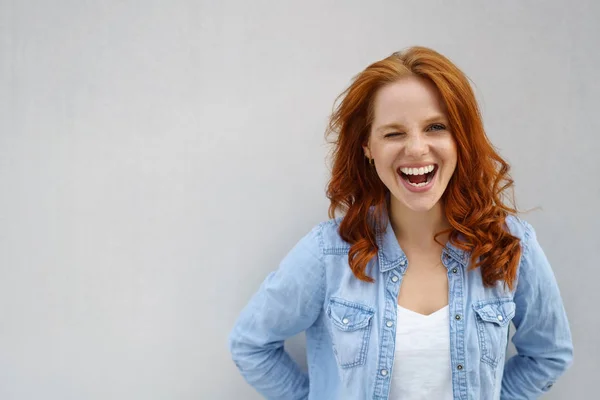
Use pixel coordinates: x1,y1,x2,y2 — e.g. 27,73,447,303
388,304,454,400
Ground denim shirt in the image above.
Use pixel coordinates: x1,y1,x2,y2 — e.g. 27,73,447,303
228,214,573,399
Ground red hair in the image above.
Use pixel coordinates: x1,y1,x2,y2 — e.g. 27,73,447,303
325,46,521,290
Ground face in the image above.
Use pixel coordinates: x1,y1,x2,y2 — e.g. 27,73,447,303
363,75,457,214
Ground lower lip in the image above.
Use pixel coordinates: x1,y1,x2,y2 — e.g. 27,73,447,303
398,168,437,193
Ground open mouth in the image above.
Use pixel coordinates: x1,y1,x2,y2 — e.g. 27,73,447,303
398,164,438,188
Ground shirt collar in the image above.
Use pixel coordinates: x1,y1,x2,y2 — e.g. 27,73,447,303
375,210,470,273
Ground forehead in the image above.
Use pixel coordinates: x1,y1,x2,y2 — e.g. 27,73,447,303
371,76,447,123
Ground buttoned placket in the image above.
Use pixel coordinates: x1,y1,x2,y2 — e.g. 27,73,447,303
445,250,468,399
373,258,406,399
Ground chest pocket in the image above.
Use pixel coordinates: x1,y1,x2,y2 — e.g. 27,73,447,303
326,297,375,369
473,298,516,368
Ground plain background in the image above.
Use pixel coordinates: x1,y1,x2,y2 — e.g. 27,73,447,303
1,0,598,399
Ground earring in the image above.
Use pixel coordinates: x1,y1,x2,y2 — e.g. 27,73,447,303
370,158,375,166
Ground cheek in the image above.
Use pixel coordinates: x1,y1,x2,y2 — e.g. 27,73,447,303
377,141,402,156
442,138,458,163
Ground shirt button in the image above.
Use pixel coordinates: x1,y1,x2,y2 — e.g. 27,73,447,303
386,320,393,327
342,318,349,324
457,364,463,370
381,369,388,376
497,315,504,322
455,314,461,320
452,268,458,274
400,259,406,266
391,275,399,283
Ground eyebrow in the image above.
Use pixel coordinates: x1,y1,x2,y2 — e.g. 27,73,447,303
375,115,448,132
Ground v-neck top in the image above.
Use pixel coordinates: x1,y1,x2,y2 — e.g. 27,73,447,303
388,304,454,399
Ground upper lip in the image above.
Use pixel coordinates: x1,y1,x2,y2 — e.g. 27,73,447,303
397,162,438,169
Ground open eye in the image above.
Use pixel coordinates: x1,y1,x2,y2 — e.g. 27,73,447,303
428,123,446,131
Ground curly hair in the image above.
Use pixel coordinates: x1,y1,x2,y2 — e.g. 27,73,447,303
325,46,522,290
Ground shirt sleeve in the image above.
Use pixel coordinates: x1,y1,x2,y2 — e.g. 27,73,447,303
228,223,325,400
501,220,574,399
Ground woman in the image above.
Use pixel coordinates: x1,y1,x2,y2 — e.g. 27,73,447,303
228,46,573,399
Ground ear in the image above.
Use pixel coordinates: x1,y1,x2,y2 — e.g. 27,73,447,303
362,144,371,160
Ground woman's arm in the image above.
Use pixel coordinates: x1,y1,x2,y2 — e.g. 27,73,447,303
501,221,574,399
228,224,325,400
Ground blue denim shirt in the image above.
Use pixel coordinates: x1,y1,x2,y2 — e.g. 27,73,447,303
228,214,573,399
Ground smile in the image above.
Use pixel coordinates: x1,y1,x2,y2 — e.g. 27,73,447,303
397,164,438,191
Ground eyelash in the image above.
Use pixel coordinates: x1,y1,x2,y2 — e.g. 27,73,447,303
384,124,447,138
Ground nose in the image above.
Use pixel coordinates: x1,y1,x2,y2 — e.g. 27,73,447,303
405,133,429,157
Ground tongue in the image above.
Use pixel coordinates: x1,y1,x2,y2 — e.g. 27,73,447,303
407,174,428,184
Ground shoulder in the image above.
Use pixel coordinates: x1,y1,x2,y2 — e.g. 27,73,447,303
504,214,536,249
282,216,352,265
504,215,547,285
310,216,353,255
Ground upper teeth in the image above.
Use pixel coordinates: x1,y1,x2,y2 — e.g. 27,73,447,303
400,165,435,176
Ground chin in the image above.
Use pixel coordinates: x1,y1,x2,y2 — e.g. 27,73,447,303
404,202,438,213
391,192,443,213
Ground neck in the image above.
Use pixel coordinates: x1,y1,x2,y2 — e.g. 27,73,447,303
388,197,451,250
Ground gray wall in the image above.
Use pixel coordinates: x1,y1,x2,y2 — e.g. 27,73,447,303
1,0,597,399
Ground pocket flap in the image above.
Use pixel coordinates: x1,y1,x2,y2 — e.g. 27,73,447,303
327,298,374,331
473,300,516,327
